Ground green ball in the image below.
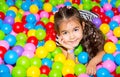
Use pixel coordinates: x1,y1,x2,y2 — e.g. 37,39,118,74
116,1,120,8
16,56,30,69
16,33,27,42
30,57,42,68
74,45,83,56
41,17,49,24
12,66,26,77
15,41,25,47
116,66,120,74
83,3,92,11
82,0,91,3
50,0,57,6
1,4,9,13
118,40,120,44
0,30,5,40
74,64,86,76
46,52,52,59
16,13,22,19
49,69,62,77
52,61,63,71
51,47,62,57
72,4,79,9
40,74,48,77
91,2,100,8
15,0,23,8
57,0,64,5
35,29,46,41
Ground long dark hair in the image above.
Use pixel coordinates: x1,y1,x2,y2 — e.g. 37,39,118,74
54,6,105,59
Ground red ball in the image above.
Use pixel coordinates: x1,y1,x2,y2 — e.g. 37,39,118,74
101,16,111,24
40,65,50,75
27,36,38,46
72,0,80,4
99,12,106,19
112,8,119,15
92,0,100,3
0,46,7,59
45,22,54,30
36,21,45,27
92,6,101,14
106,39,113,43
44,34,56,42
48,12,53,18
0,12,5,20
23,28,28,34
12,22,24,33
64,74,76,77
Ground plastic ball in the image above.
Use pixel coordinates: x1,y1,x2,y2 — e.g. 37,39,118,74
102,54,114,62
0,46,7,59
27,66,40,77
37,40,45,47
35,29,46,41
26,14,36,23
35,46,48,58
27,36,38,46
78,52,89,64
42,58,52,68
105,10,114,18
30,4,39,14
83,3,92,10
22,51,34,58
40,74,48,77
74,45,83,56
0,64,10,75
0,40,10,50
25,23,35,30
0,12,5,20
72,0,80,4
52,61,63,71
92,17,102,28
112,7,119,15
6,64,13,73
102,60,116,73
78,74,89,77
115,1,120,8
64,59,75,68
49,0,57,6
104,42,116,54
16,33,27,42
27,29,36,37
100,23,110,34
1,23,12,34
45,22,54,30
116,66,120,74
43,3,52,12
12,66,26,77
40,11,49,18
96,68,110,77
49,15,54,23
62,65,74,76
109,21,119,30
49,69,62,77
112,15,120,24
30,57,42,68
44,40,56,52
74,64,86,76
116,44,120,51
54,53,66,63
103,3,112,11
115,54,120,65
51,47,62,57
4,50,18,65
12,22,24,33
24,43,36,52
57,0,64,5
4,34,16,46
40,65,50,75
41,17,49,24
16,56,30,69
113,27,120,37
21,2,30,11
4,16,14,25
64,74,75,77
8,6,18,14
6,10,16,18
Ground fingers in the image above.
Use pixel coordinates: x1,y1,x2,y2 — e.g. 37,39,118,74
86,66,96,75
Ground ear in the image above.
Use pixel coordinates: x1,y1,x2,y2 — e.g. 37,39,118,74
82,22,85,30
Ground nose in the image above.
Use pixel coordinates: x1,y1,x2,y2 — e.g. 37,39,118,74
69,33,75,40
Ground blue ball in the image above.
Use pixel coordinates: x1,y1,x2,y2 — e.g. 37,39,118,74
102,54,114,62
115,54,120,65
35,25,45,30
105,10,114,18
26,14,36,23
6,0,14,7
1,24,12,34
110,0,116,7
52,7,58,13
78,52,89,64
21,2,30,11
100,0,108,6
6,10,16,18
96,68,110,77
37,40,45,47
4,50,19,65
109,21,119,30
4,34,16,46
116,44,120,51
0,19,3,29
25,23,35,30
42,58,52,68
64,2,72,6
0,64,10,75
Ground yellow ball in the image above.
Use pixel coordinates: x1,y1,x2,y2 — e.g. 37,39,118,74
36,46,48,59
54,53,66,63
100,23,110,34
30,4,39,14
15,17,21,22
113,27,120,37
43,3,52,12
64,59,75,68
50,15,54,23
62,65,74,76
27,66,40,77
44,40,56,52
18,9,24,15
27,29,36,37
104,42,116,54
79,4,83,10
9,6,18,14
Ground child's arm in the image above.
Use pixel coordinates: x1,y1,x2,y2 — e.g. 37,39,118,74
86,51,105,75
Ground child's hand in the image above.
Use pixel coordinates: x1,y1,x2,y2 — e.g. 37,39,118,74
86,61,96,75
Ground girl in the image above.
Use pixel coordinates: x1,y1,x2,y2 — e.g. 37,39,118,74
54,6,105,75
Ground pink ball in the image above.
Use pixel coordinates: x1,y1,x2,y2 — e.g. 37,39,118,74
22,51,34,58
100,8,104,13
24,11,30,16
24,43,36,52
97,64,103,70
112,15,120,24
35,14,40,21
57,4,65,9
106,30,113,37
0,57,3,64
6,64,13,73
108,35,118,44
102,60,116,73
0,40,9,50
103,3,112,11
113,51,120,57
40,11,49,18
10,30,17,36
78,74,89,77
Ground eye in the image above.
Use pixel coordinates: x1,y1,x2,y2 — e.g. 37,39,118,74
62,31,68,35
74,28,79,31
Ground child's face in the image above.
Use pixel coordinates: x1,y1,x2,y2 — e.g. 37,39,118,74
58,18,84,48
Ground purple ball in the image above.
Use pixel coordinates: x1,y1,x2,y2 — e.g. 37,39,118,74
4,16,14,25
92,18,102,28
118,6,120,12
12,46,24,57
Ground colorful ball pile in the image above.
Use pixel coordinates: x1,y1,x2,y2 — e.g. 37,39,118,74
0,0,120,77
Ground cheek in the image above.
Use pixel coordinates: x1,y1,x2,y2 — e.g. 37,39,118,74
61,35,70,41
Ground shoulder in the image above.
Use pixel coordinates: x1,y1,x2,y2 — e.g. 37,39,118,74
79,10,98,22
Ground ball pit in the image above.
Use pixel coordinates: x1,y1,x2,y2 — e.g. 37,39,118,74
0,0,120,77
